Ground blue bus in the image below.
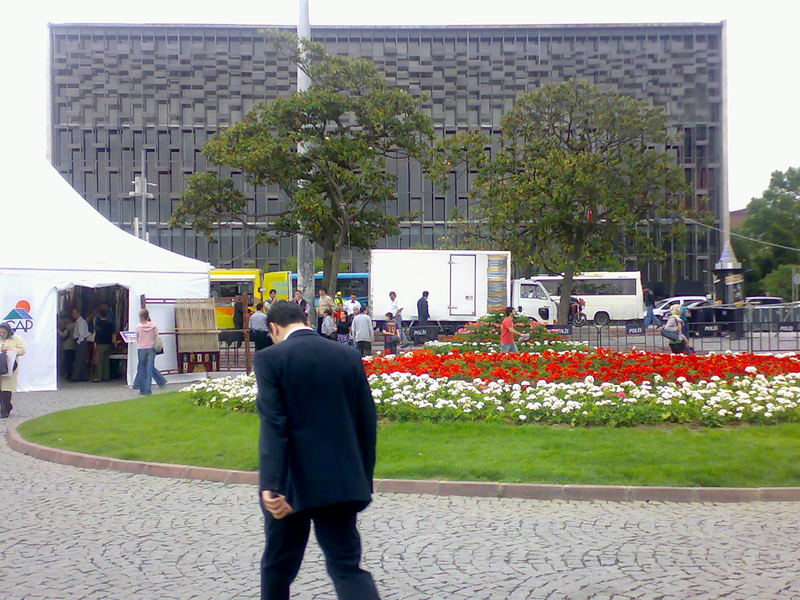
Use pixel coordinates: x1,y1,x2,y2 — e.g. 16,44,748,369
290,272,369,306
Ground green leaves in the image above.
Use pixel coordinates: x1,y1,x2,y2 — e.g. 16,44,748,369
469,79,689,321
733,167,800,294
169,173,248,239
174,31,438,289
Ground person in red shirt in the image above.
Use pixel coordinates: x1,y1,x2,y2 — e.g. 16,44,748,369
499,307,525,353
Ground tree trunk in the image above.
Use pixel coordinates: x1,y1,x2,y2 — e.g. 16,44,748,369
557,266,576,325
557,244,582,324
321,244,342,298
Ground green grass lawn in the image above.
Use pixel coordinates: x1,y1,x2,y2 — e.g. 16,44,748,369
17,392,800,487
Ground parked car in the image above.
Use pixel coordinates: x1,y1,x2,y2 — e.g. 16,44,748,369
744,296,785,305
647,296,707,320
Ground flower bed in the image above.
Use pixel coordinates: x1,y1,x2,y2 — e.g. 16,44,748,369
423,339,587,354
365,348,800,384
426,311,588,353
182,350,800,427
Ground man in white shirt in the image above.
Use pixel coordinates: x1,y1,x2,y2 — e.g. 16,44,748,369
70,308,90,381
343,294,361,321
350,306,374,356
388,291,410,347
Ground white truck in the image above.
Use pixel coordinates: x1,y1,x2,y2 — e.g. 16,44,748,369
369,249,557,335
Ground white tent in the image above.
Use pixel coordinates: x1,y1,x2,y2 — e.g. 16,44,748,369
0,161,211,391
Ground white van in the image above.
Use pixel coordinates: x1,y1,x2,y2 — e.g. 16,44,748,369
525,271,643,325
512,279,559,324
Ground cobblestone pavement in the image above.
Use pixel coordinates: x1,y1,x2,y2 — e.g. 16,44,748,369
1,383,799,600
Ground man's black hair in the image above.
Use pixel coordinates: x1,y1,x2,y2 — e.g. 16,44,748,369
256,303,264,311
269,289,277,294
266,300,307,327
0,322,14,338
505,306,514,316
422,291,429,297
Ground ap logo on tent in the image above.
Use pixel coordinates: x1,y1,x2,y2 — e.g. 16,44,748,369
4,300,33,332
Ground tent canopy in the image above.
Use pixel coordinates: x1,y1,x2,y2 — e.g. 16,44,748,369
1,162,209,275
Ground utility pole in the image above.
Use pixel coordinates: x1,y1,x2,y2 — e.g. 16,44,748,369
129,147,155,242
296,0,316,303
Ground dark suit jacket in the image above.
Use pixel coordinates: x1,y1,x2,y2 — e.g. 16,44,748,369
416,297,430,322
255,328,377,514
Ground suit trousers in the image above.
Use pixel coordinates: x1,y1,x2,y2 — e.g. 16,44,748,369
261,502,380,600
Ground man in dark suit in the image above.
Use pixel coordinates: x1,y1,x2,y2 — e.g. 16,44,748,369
255,300,381,600
416,291,430,325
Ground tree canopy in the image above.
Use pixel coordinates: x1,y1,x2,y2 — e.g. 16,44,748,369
732,167,800,295
467,79,689,322
170,32,437,294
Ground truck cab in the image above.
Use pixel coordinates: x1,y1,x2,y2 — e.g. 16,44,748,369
512,280,559,324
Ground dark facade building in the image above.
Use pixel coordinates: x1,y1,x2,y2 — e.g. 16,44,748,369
49,22,726,293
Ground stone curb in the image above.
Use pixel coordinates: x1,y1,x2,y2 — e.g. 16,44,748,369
7,427,800,502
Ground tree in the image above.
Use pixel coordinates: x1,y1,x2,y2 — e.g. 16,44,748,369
732,167,800,294
170,33,436,294
761,264,800,301
469,79,689,322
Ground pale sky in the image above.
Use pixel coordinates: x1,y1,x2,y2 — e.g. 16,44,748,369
2,0,798,210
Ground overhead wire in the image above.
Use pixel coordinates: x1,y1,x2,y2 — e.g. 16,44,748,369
679,216,800,254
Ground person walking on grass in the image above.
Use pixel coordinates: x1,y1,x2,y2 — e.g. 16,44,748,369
255,301,380,600
499,307,526,353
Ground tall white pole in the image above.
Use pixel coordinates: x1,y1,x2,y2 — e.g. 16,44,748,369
296,0,316,305
715,20,740,271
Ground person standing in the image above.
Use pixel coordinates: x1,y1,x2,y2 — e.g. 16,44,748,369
499,307,524,353
351,306,374,357
71,308,90,381
642,286,661,328
388,292,409,347
343,294,361,324
133,309,167,396
316,288,335,334
59,312,76,380
335,309,353,347
250,303,271,351
292,290,312,325
382,313,400,355
255,301,380,600
0,323,25,418
265,289,278,309
416,291,430,325
92,308,115,382
321,308,337,340
232,294,246,349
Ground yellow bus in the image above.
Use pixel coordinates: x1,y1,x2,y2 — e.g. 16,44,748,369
210,269,263,329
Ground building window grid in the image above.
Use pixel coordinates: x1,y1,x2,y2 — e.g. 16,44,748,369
51,25,723,278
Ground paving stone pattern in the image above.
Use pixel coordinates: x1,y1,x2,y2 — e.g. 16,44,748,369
2,384,799,599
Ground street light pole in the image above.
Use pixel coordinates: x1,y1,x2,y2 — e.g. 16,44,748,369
129,146,154,242
296,0,316,304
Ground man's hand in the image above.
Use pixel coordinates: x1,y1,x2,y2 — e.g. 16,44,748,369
261,491,293,520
